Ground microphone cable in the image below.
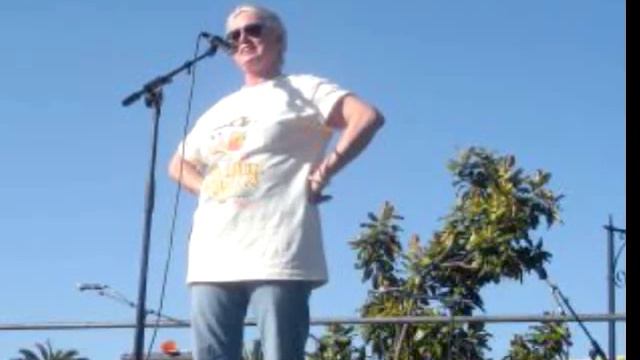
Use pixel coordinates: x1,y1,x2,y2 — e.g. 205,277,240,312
146,34,207,359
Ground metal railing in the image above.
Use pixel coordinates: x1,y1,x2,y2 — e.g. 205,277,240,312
0,313,626,331
3,314,626,360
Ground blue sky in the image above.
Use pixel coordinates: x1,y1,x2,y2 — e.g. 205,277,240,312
0,1,625,359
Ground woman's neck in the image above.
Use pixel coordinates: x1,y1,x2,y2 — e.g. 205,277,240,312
243,68,282,86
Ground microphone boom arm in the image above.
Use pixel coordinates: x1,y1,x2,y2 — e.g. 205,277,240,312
121,40,221,107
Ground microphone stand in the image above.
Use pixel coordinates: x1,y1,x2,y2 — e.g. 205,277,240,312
544,279,608,360
121,38,222,360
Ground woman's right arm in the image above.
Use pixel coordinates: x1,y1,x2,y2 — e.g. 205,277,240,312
168,153,203,195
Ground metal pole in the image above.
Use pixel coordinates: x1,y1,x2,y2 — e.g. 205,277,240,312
132,90,163,360
607,215,616,360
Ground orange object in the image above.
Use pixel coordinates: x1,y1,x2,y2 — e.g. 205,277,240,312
160,340,180,355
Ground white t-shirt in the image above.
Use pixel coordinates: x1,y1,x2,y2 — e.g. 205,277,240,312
178,74,349,287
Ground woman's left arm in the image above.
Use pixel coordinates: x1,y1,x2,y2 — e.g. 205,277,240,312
308,94,385,200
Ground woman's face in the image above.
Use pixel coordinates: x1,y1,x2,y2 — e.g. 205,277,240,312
227,11,282,77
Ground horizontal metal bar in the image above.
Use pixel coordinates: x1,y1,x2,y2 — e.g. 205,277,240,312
0,313,626,331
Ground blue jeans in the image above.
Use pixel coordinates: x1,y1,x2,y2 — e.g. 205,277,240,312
190,281,312,360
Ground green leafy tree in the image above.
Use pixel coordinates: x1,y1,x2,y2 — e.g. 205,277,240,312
310,147,569,359
503,320,572,360
15,340,88,360
307,324,366,360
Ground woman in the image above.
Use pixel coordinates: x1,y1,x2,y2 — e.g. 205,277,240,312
168,5,384,359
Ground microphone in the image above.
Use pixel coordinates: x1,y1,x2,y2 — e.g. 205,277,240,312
200,32,235,52
76,283,109,291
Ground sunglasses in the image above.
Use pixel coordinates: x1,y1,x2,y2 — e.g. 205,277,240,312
226,22,266,44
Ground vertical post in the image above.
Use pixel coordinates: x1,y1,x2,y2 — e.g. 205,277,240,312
133,89,163,360
606,215,616,360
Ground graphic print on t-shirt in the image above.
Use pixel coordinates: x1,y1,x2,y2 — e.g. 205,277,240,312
200,116,263,203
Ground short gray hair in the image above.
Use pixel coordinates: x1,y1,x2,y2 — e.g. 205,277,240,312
225,4,287,55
